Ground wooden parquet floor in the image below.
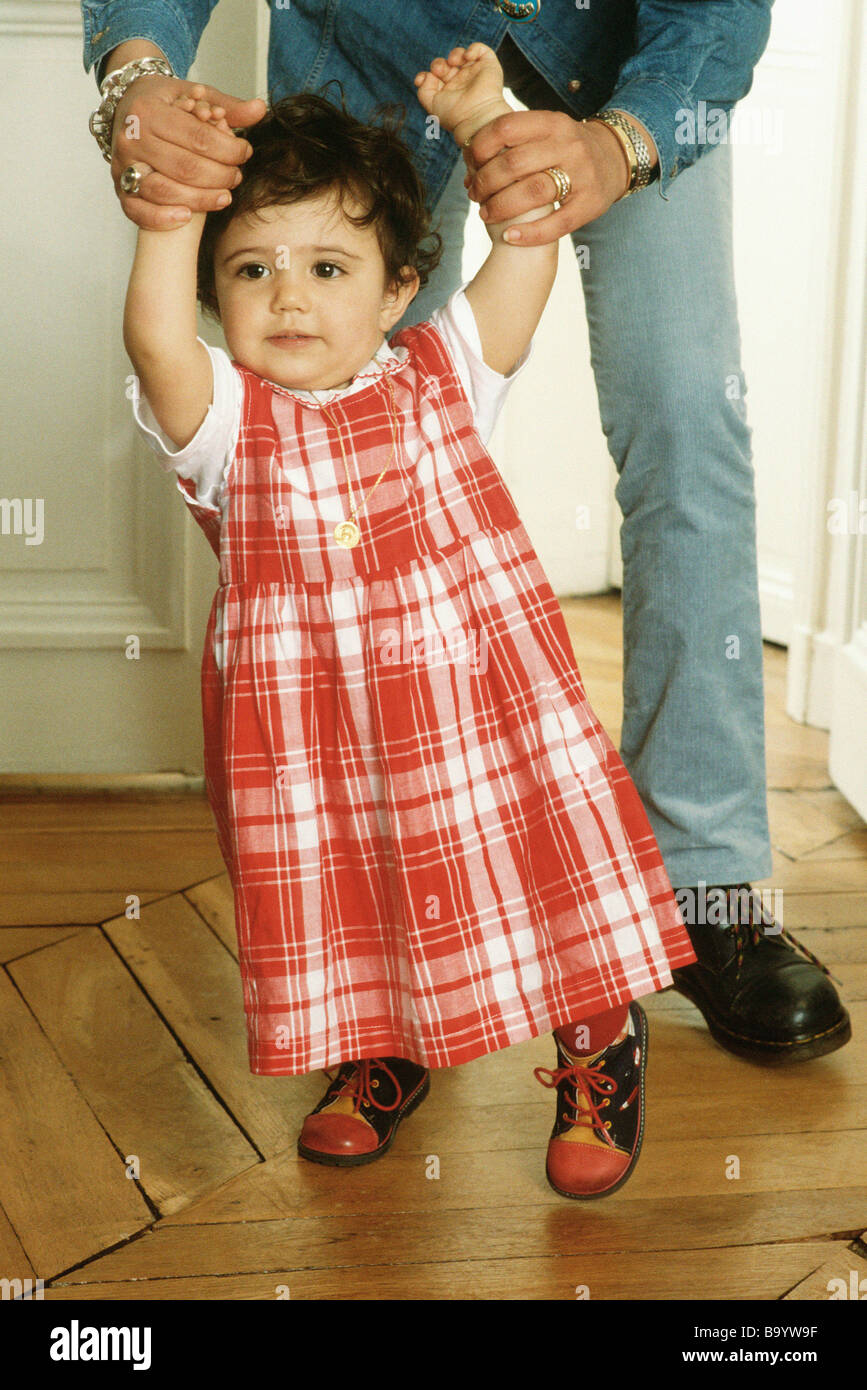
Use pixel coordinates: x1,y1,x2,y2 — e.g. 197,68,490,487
1,595,865,1301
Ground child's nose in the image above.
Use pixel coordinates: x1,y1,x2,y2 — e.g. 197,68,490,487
271,270,309,311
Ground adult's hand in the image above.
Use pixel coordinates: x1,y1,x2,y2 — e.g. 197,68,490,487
111,76,267,229
463,109,642,244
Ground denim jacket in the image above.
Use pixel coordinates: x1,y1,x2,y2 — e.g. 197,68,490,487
82,0,773,207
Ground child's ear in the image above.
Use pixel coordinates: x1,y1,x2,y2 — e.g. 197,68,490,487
380,267,420,331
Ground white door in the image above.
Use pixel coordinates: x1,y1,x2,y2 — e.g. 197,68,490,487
821,4,867,818
0,0,264,776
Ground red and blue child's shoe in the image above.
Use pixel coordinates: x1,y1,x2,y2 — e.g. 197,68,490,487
534,1002,648,1199
298,1056,429,1167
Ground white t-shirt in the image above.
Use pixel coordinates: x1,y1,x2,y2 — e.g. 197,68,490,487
129,283,532,516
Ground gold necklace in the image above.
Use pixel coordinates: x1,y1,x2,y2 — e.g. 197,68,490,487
320,372,400,550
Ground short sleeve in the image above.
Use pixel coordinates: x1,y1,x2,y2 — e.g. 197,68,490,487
428,284,533,446
129,338,241,514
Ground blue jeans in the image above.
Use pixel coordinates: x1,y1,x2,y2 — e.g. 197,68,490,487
394,144,773,888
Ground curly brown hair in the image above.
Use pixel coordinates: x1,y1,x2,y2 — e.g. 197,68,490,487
197,87,443,321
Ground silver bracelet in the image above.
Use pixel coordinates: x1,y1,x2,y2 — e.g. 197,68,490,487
89,56,175,163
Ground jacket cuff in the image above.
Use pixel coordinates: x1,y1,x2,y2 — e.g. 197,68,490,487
81,0,196,86
604,74,699,202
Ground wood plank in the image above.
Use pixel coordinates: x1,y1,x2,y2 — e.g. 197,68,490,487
771,926,867,963
0,972,152,1277
0,891,168,928
768,789,866,860
760,856,867,893
829,965,866,998
803,830,867,862
793,788,866,833
765,711,832,790
763,712,829,750
770,892,867,929
0,1204,37,1284
0,797,216,834
0,927,84,962
0,831,225,894
152,1126,867,1228
289,1083,867,1151
765,755,832,792
627,1004,865,1090
124,1001,862,1218
0,892,166,928
184,875,238,957
8,929,261,1216
43,1240,842,1301
783,1244,867,1300
104,894,302,1159
62,1193,867,1285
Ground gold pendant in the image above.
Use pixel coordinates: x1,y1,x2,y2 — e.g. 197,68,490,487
334,519,361,549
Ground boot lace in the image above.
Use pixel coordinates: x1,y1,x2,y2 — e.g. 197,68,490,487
321,1058,403,1114
727,884,839,983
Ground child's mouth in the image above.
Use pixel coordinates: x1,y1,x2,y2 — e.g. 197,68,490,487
269,334,316,348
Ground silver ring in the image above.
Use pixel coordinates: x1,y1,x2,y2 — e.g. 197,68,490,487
120,164,145,196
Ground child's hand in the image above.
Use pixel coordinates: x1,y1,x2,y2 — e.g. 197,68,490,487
414,44,508,143
171,84,236,138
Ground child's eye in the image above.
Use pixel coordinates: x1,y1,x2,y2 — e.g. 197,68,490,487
313,262,343,279
238,263,270,280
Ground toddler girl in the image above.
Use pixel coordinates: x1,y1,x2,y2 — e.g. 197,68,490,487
124,43,695,1200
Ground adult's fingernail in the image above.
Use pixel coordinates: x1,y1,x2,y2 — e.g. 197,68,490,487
170,208,191,222
216,192,231,208
233,170,243,186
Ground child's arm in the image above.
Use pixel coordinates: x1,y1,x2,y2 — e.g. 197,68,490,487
415,45,559,376
123,91,227,450
124,217,212,450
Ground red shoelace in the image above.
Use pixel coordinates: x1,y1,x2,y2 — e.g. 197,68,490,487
321,1058,403,1115
534,1053,636,1149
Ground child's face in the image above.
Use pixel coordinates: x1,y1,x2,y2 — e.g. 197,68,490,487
212,190,419,391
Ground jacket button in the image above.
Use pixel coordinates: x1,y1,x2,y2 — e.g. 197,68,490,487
568,78,582,92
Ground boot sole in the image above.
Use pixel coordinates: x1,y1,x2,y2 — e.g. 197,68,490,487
673,978,852,1064
297,1072,430,1168
545,1004,648,1201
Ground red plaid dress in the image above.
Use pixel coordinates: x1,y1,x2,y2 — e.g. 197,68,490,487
176,314,695,1075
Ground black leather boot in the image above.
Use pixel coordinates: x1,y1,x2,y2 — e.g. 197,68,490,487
671,883,850,1063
